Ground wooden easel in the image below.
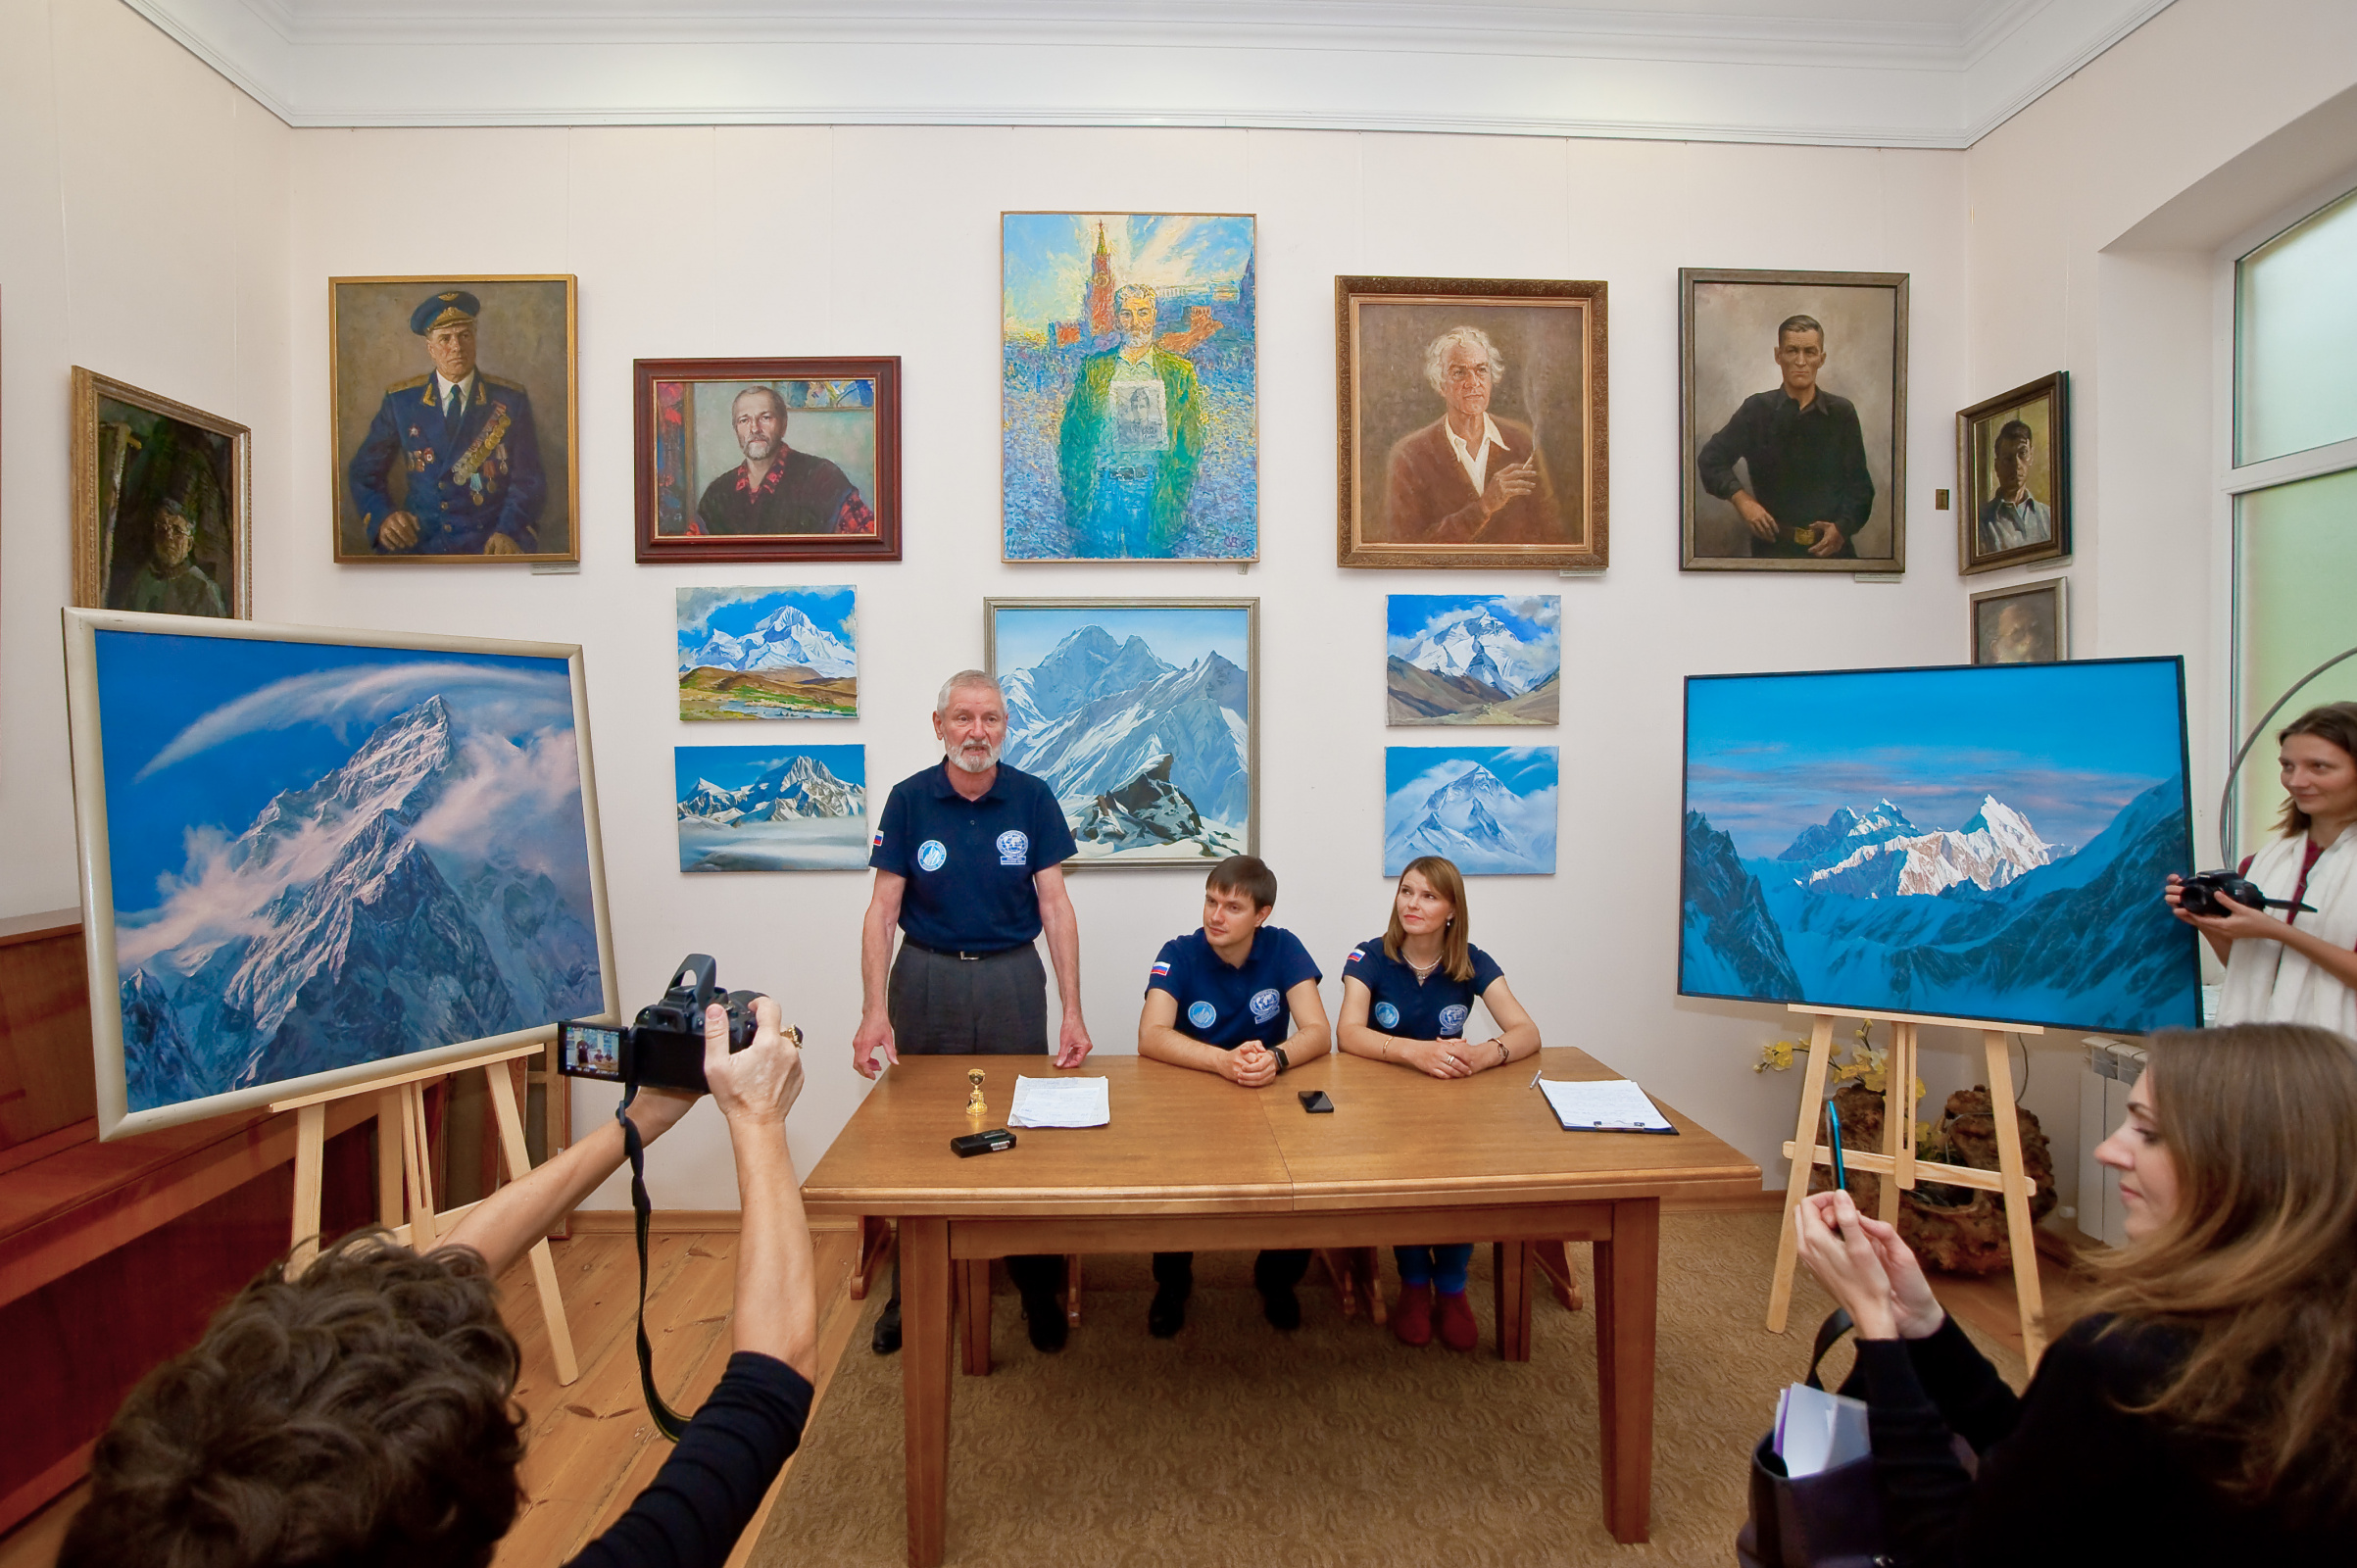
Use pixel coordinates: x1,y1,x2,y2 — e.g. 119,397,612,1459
273,1038,579,1384
1765,1004,2047,1363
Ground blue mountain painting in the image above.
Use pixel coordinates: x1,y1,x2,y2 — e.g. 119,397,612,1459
1679,660,2203,1032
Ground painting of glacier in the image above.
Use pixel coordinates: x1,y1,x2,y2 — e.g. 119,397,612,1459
675,745,867,871
677,586,857,719
988,600,1254,866
1680,659,2202,1032
1387,594,1560,725
1384,747,1558,875
78,624,610,1136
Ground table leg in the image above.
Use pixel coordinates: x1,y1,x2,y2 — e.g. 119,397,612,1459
1492,1240,1533,1361
902,1217,952,1568
851,1216,894,1300
1593,1197,1659,1544
958,1258,992,1377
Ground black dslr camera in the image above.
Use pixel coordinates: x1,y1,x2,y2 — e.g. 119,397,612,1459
558,954,770,1094
2176,871,2315,919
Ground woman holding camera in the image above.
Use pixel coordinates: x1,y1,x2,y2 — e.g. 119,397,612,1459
1792,1022,2357,1564
2167,701,2357,1033
63,998,816,1568
1337,855,1540,1350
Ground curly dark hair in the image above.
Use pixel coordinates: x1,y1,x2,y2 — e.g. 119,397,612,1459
61,1230,525,1568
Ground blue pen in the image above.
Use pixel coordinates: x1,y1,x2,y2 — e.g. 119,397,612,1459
1827,1098,1848,1192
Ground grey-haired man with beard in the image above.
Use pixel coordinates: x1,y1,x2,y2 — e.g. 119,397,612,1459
853,669,1094,1355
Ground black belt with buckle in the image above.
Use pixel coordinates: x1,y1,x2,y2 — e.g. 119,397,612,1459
903,936,1025,962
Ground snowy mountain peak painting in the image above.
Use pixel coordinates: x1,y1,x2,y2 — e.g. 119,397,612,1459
677,586,858,719
67,615,613,1139
1384,747,1558,875
674,745,868,870
1680,660,2200,1032
988,601,1255,865
1387,594,1561,725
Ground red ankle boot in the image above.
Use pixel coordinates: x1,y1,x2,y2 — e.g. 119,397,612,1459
1394,1283,1434,1347
1436,1290,1478,1351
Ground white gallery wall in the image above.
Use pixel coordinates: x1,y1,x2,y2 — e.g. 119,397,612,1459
4,0,2353,1216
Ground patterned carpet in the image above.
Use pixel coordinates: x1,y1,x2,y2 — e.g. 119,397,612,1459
752,1211,2027,1567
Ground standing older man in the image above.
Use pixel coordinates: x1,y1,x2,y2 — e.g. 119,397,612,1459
855,669,1094,1354
1381,324,1557,544
693,385,875,536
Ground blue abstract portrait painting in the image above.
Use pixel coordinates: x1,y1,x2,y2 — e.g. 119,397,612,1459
65,612,614,1137
1002,213,1257,562
1680,658,2202,1032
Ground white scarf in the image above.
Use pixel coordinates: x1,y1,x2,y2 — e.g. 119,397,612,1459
2216,827,2357,1035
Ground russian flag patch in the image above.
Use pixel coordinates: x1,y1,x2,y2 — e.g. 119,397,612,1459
871,831,884,848
1345,949,1363,964
1150,960,1171,977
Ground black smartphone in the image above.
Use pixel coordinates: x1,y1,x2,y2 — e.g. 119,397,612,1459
951,1129,1016,1157
1297,1090,1334,1114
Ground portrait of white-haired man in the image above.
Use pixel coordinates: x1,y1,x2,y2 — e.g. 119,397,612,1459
1376,324,1559,545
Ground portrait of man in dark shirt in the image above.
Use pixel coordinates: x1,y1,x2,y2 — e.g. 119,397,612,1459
1694,314,1875,561
694,385,876,536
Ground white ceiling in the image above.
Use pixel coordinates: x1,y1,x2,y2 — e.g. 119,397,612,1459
123,0,2178,146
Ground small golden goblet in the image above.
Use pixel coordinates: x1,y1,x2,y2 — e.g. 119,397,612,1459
965,1069,987,1118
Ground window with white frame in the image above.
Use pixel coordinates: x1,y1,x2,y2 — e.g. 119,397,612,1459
2230,185,2357,860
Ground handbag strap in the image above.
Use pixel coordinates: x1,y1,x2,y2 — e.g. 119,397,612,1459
1804,1307,1855,1391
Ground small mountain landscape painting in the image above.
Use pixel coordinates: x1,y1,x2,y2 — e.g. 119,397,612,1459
1681,659,2201,1032
1387,594,1560,725
1384,746,1558,875
675,745,868,871
988,599,1254,866
677,586,856,719
66,615,613,1138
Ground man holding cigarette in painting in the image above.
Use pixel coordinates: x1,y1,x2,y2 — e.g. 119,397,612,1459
349,289,547,556
1696,314,1873,560
1382,325,1557,545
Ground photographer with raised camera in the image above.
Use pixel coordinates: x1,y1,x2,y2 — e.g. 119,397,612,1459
2167,702,2357,1034
61,995,817,1568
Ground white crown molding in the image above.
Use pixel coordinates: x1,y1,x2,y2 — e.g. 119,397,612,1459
119,0,2178,146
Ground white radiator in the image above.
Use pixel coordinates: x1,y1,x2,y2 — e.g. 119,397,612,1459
2078,1036,2148,1248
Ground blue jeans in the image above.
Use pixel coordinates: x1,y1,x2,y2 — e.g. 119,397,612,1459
1394,1243,1473,1295
1080,465,1155,558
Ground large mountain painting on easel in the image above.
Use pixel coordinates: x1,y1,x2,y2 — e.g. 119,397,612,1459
1681,659,2202,1033
66,614,614,1137
987,599,1255,867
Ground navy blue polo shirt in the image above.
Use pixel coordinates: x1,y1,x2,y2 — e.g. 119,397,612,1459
870,761,1077,954
1145,926,1323,1051
1343,938,1505,1040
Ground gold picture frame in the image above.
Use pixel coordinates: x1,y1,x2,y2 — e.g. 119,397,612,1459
328,274,580,564
72,368,251,619
1957,372,2070,576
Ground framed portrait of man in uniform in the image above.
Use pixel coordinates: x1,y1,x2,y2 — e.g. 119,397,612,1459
1958,371,2070,575
1681,268,1908,573
632,357,902,564
1336,276,1608,572
328,275,578,564
71,368,251,619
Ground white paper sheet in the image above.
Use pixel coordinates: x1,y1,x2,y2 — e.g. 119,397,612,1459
1537,1076,1673,1132
1007,1075,1111,1129
1774,1382,1871,1477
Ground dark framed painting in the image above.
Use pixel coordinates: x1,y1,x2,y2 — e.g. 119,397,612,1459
1336,276,1606,571
1002,213,1258,563
1958,372,2070,575
329,274,579,564
984,598,1257,866
72,368,250,619
1970,576,2069,664
1681,269,1908,573
634,358,902,564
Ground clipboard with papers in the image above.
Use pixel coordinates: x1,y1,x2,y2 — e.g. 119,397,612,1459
1534,1075,1678,1135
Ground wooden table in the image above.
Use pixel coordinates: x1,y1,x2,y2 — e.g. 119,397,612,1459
801,1048,1758,1567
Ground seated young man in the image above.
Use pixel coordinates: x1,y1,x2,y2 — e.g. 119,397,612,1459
1136,854,1331,1336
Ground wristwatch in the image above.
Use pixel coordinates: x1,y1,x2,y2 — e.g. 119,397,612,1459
1271,1045,1291,1074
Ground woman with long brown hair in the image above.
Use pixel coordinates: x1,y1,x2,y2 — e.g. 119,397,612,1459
1793,1023,2357,1563
1337,856,1541,1349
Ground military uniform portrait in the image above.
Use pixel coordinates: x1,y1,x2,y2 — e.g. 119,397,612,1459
329,275,578,564
72,368,250,619
1681,268,1908,573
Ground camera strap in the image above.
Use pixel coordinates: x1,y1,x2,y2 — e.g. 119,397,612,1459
615,1084,692,1444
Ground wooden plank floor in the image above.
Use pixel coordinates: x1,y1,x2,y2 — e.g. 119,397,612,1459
0,1222,865,1568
